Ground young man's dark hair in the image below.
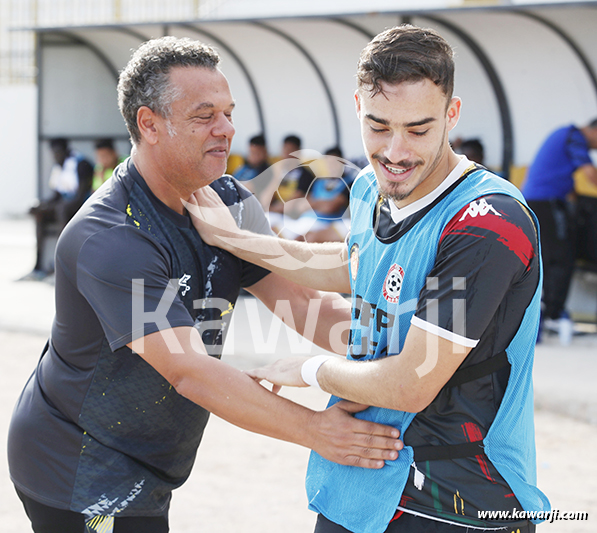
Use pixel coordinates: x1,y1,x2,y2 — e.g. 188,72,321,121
356,24,455,100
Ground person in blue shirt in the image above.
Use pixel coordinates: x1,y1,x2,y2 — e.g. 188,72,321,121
522,120,597,340
190,24,549,533
232,133,269,186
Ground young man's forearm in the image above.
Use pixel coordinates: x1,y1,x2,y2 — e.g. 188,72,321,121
221,229,350,292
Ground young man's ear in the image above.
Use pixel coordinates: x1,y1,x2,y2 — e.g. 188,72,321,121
354,91,362,118
447,97,462,132
137,106,160,145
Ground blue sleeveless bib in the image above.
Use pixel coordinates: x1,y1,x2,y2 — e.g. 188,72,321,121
305,164,550,533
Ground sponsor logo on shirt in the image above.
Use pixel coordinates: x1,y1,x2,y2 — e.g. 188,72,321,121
178,273,191,296
459,198,501,221
383,263,404,303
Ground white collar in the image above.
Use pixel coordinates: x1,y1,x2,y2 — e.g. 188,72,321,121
388,156,471,224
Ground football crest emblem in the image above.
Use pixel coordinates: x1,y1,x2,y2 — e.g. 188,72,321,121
383,264,404,303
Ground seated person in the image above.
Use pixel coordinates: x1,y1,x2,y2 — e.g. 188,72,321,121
259,134,315,234
92,138,125,192
282,147,358,242
22,138,93,280
232,133,270,192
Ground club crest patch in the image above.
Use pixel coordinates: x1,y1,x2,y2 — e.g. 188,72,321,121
383,264,404,303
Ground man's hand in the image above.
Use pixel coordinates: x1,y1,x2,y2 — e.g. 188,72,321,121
309,400,403,468
185,186,240,247
246,355,311,394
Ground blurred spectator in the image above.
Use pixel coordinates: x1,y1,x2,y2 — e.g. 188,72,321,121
92,138,125,192
260,134,314,211
21,138,93,280
287,147,357,243
460,138,485,166
260,134,315,234
573,121,597,265
522,119,597,343
233,134,269,183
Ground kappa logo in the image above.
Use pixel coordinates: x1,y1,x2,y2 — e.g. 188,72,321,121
383,264,404,303
178,274,191,296
459,198,501,221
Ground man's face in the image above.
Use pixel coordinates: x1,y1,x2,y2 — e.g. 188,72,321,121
247,143,268,167
355,79,460,207
95,147,119,169
157,66,235,189
51,145,68,166
281,141,300,159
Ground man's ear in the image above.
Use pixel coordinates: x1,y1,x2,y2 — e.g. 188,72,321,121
137,106,159,145
447,97,462,132
354,90,361,118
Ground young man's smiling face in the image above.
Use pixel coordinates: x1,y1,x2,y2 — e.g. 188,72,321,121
356,78,461,207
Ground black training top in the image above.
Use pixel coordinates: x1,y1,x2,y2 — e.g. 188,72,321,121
8,158,271,518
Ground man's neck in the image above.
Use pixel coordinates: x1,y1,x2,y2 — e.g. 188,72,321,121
131,148,190,215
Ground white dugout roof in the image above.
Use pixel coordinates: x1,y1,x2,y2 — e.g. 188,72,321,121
32,1,597,187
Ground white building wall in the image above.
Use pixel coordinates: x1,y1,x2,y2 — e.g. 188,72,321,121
0,85,37,217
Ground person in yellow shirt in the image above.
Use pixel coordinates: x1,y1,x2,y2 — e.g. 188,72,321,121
92,138,125,191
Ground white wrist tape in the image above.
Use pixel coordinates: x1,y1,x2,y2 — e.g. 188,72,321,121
301,355,333,389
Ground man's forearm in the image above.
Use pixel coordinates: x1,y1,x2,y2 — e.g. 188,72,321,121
133,327,402,468
220,229,350,292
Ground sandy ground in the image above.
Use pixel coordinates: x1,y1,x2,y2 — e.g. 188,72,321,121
1,329,596,533
1,217,596,531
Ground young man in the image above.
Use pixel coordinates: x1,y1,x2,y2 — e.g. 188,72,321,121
7,37,403,533
190,25,550,533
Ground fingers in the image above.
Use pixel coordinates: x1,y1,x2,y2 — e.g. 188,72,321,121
335,401,401,440
311,406,404,469
244,368,262,381
193,185,225,208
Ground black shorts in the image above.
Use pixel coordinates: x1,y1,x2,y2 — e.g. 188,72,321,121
314,512,536,533
16,487,169,533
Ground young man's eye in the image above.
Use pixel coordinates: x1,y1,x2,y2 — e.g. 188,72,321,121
411,130,429,137
370,126,387,133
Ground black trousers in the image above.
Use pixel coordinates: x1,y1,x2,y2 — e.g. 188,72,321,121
527,199,576,319
314,512,536,532
576,195,597,264
16,488,169,533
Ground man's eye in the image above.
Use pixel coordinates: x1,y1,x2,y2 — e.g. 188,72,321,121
370,126,386,133
411,130,429,137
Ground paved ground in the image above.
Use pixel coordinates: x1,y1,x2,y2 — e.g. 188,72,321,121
1,216,596,532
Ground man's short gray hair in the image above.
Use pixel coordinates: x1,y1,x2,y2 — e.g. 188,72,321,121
117,36,221,145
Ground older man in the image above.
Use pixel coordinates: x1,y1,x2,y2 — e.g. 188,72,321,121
8,37,402,533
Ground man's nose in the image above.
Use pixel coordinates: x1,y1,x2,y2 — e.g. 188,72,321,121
213,114,235,138
384,133,410,164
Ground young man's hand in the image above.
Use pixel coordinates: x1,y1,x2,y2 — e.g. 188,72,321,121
185,186,240,247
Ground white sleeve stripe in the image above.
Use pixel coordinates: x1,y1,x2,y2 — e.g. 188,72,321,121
411,316,479,348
